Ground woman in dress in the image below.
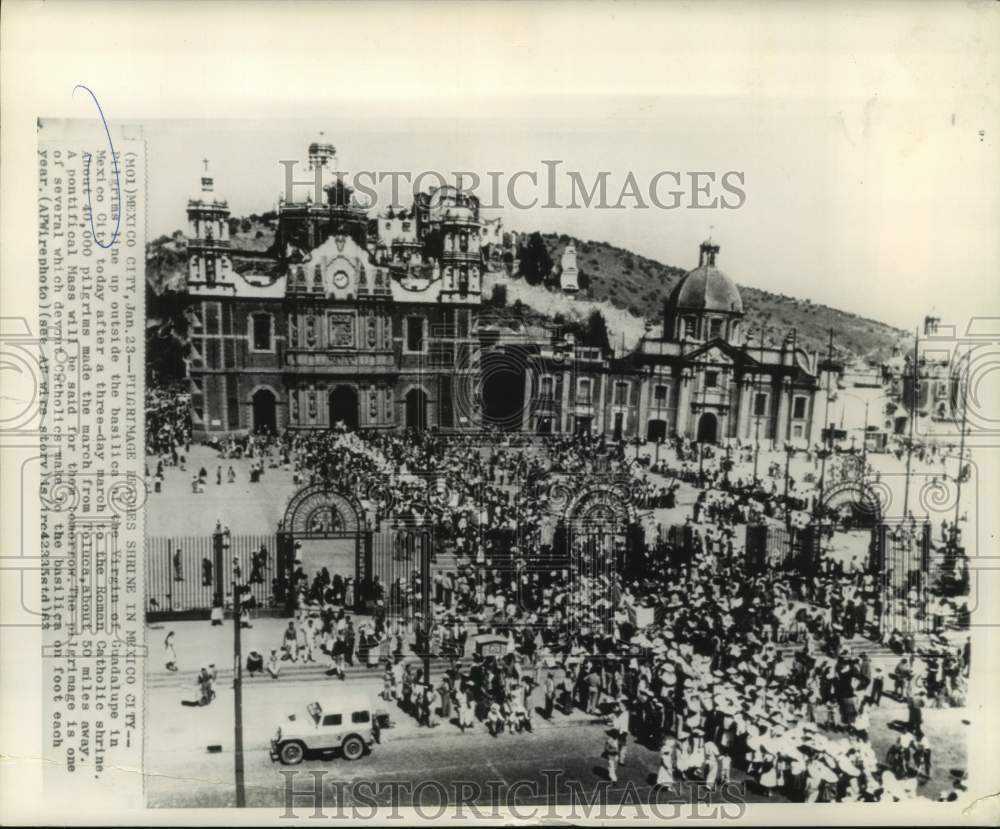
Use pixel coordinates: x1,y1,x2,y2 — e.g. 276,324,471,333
164,631,178,672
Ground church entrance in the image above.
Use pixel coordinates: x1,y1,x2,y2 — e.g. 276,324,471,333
480,346,527,431
405,387,428,430
696,412,718,444
647,419,667,443
329,385,359,430
251,388,277,433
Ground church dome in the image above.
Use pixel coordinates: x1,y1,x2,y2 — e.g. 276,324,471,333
667,241,742,314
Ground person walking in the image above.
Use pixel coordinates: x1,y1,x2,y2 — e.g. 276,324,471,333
603,732,620,783
164,631,178,672
656,736,677,790
544,672,557,720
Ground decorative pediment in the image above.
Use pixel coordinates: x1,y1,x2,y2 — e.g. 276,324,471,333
684,341,737,366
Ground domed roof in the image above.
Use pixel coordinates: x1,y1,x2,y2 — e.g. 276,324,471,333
668,241,742,314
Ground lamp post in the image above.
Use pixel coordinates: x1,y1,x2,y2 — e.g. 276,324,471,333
952,345,969,541
222,527,246,808
748,322,771,485
817,329,835,515
783,441,795,532
902,327,919,519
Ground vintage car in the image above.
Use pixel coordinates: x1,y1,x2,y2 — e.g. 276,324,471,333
270,692,377,765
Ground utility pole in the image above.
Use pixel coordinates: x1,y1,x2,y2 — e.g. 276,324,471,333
220,528,246,808
902,328,919,518
953,344,969,536
784,442,793,532
421,531,432,684
817,329,835,515
752,325,768,484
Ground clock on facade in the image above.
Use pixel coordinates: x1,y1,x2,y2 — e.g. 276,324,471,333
333,270,350,289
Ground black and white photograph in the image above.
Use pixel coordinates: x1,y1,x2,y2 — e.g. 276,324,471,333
3,1,1000,824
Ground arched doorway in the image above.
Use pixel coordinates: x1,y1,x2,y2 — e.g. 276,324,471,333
647,419,667,443
276,485,365,612
329,385,359,430
405,387,428,431
696,412,718,444
480,346,528,431
251,388,277,433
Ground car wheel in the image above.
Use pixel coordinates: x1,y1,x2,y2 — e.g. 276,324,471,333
341,735,365,761
280,741,305,765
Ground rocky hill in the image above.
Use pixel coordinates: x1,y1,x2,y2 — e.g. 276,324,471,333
535,233,908,361
145,218,908,363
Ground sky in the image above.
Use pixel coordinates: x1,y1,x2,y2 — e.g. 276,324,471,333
129,95,996,336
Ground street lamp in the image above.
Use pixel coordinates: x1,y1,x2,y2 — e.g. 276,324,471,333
747,322,772,485
783,441,794,531
219,527,246,808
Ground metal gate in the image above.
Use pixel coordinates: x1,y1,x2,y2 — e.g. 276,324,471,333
876,521,931,637
146,533,275,619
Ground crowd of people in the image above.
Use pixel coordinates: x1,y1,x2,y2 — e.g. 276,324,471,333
149,402,971,801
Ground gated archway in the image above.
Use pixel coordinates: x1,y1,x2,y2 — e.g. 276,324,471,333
556,482,643,632
276,484,368,611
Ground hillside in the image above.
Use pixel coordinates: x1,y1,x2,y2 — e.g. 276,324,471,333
535,233,908,362
145,219,908,363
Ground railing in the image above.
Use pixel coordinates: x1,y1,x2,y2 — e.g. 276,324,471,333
284,351,396,371
146,533,277,618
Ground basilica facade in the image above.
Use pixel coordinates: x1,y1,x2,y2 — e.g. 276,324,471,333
182,139,821,446
184,140,494,436
521,241,823,446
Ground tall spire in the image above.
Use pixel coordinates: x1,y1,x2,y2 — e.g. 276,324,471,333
200,158,214,194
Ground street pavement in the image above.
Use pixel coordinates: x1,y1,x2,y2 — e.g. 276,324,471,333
144,636,967,808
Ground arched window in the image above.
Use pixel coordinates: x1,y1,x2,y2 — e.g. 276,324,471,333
250,312,273,352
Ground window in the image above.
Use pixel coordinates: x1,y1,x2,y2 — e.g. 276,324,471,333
654,384,668,403
540,376,554,399
754,392,768,417
709,318,723,339
351,710,370,724
205,302,220,334
684,317,697,338
614,382,629,406
205,339,220,369
406,316,424,351
251,313,273,351
402,221,411,232
577,379,592,404
704,371,719,389
793,396,808,419
322,714,343,727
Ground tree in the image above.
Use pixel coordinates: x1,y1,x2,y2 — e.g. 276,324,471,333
519,231,553,286
582,309,612,352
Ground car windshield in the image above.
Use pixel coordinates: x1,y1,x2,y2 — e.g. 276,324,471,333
306,702,322,724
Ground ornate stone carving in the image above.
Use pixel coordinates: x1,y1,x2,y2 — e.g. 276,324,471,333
328,313,354,348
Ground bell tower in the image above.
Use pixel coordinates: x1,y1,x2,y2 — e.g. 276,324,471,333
187,159,232,292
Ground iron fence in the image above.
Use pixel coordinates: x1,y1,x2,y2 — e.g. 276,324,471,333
146,533,277,618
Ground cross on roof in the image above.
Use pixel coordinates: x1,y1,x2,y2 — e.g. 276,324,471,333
202,158,209,172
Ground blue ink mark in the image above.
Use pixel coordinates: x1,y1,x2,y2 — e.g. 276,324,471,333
72,84,121,248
